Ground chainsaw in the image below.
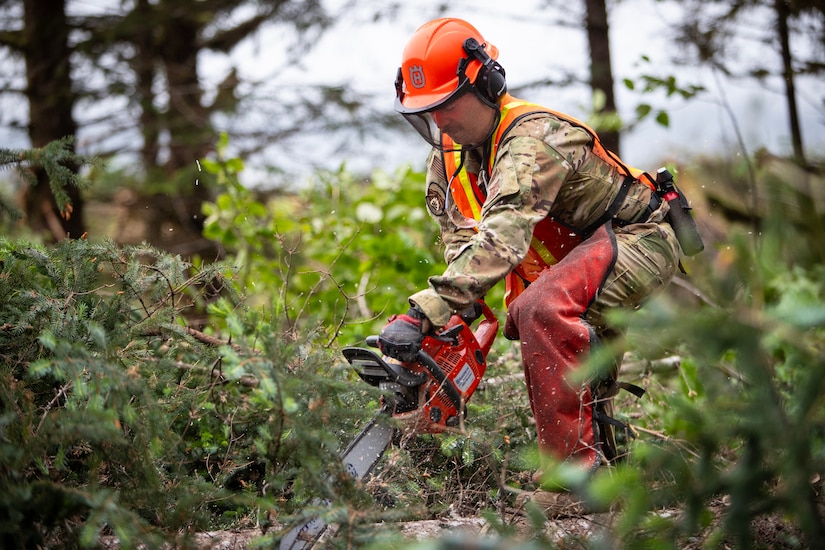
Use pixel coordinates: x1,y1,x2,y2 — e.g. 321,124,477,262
278,300,499,549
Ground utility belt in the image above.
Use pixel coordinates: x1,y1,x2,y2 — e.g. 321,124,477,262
515,169,704,298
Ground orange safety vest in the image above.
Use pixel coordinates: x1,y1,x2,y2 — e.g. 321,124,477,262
441,94,656,306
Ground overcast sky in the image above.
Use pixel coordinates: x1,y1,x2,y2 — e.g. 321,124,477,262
197,0,823,183
3,0,822,185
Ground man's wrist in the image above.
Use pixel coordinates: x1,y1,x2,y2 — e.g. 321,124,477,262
409,289,452,328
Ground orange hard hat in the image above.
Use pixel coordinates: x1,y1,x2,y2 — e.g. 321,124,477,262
394,18,500,114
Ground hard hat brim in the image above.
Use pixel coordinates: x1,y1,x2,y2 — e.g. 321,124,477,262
394,77,473,115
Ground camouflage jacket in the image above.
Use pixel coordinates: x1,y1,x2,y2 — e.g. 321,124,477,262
409,110,659,327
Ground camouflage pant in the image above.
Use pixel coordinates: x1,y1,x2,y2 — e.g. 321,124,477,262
586,216,681,333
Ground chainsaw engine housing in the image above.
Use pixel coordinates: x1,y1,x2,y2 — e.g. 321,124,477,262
343,301,498,434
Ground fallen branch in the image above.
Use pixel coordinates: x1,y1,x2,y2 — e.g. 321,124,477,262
140,325,242,351
620,355,682,376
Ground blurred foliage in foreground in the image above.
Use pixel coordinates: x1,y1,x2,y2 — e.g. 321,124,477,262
1,138,824,548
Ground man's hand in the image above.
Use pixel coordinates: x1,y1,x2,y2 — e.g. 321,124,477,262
378,306,431,362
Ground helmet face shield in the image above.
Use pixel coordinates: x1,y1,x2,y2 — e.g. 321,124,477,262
399,111,442,150
394,71,473,151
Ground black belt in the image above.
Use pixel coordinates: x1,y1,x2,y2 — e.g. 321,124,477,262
582,175,635,235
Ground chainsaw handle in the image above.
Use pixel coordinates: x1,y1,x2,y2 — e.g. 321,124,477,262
367,299,498,358
364,334,461,409
473,300,499,358
416,348,462,410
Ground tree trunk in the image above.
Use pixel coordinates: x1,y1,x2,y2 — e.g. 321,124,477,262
133,0,162,172
22,0,85,239
119,1,215,255
158,4,212,174
775,0,806,165
585,0,621,155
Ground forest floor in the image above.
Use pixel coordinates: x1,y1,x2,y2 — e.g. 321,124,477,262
99,501,807,549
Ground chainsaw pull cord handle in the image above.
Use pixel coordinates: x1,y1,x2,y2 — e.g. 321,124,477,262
415,348,463,410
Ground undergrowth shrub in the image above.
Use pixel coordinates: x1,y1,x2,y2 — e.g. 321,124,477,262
0,238,379,548
200,134,508,345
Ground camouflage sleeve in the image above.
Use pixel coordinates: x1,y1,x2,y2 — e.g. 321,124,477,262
423,150,476,264
410,119,594,327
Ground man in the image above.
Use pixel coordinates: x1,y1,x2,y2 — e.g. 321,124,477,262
378,18,681,515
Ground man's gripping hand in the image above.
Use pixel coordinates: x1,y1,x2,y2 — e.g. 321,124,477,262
378,305,432,363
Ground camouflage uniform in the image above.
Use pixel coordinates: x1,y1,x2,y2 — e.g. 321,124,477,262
409,109,681,471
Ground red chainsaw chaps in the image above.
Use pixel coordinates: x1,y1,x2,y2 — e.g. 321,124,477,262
504,223,618,474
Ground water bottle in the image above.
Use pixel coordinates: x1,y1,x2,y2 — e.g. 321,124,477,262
656,168,705,256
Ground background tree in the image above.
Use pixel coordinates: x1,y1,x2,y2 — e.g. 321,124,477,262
0,0,84,240
75,0,330,176
0,0,335,247
585,0,621,153
75,0,331,254
536,0,683,155
673,0,825,167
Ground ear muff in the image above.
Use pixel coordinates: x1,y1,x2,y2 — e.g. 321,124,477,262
462,37,507,103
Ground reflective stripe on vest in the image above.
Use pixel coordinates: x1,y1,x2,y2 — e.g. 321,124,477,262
440,94,654,305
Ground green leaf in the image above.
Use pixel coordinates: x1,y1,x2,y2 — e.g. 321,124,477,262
88,322,107,349
225,157,244,174
356,202,383,223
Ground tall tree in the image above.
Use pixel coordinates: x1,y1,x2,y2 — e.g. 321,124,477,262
674,0,824,167
72,1,331,253
72,0,330,175
585,0,621,154
0,0,333,246
0,0,85,240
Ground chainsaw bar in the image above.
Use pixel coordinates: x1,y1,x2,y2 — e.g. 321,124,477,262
280,301,498,549
278,416,396,549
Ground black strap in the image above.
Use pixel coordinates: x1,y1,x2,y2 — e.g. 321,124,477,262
593,407,638,442
592,379,646,448
594,408,632,430
619,381,646,399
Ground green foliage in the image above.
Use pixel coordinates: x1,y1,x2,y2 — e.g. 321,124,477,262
0,237,379,548
590,199,825,546
201,134,447,344
1,238,215,546
622,55,706,129
0,137,98,222
586,55,706,134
